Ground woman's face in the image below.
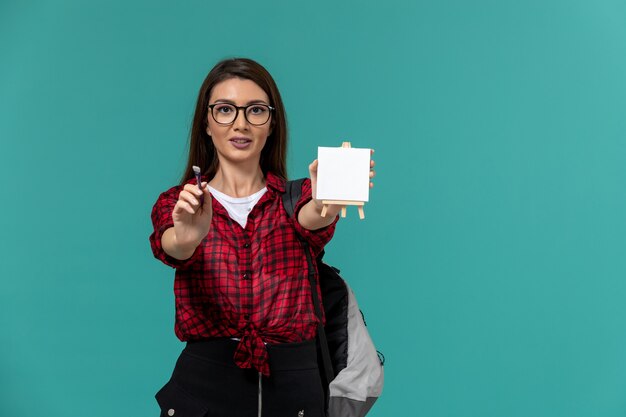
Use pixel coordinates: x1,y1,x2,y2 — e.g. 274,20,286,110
206,77,272,168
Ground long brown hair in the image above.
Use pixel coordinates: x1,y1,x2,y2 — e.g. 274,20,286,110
180,58,288,184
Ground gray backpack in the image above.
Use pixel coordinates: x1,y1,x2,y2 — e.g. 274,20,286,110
283,179,385,417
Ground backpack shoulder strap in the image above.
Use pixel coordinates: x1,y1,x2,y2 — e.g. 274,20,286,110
282,178,305,218
282,178,336,388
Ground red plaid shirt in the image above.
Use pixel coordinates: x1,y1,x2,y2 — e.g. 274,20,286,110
150,173,337,376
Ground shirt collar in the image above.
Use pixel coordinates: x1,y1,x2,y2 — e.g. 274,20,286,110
264,172,286,194
206,172,285,219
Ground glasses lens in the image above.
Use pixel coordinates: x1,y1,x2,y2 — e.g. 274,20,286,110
246,105,271,125
212,104,237,124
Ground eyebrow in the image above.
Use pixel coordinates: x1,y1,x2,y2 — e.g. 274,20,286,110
213,99,270,105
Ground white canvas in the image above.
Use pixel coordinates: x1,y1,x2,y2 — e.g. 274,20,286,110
316,146,371,202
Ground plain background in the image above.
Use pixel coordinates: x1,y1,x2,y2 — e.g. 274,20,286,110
2,1,626,416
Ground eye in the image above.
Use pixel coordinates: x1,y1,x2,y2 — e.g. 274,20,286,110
249,105,267,115
216,104,234,114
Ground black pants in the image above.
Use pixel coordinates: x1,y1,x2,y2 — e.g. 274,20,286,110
156,339,325,417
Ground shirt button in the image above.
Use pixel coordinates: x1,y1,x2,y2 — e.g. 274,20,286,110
168,409,175,416
242,274,249,280
243,242,250,248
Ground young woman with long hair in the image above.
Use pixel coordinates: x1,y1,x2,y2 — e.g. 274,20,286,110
149,57,375,417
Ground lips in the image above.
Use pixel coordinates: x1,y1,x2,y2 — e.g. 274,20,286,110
229,137,252,144
229,137,252,149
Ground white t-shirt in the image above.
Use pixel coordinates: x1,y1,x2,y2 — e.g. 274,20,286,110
208,186,268,228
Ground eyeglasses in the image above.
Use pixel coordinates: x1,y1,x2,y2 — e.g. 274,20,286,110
208,103,275,126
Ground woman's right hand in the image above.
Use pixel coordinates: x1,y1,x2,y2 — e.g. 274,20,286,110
163,182,212,259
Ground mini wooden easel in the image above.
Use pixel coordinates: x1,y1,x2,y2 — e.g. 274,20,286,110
320,142,366,220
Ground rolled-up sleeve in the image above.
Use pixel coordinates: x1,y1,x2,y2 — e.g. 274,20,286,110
291,178,339,256
149,185,202,269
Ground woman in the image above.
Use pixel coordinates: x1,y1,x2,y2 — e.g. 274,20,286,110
150,58,375,417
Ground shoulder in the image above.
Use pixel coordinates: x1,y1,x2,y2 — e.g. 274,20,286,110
269,174,312,200
266,172,314,200
265,172,287,194
155,184,181,203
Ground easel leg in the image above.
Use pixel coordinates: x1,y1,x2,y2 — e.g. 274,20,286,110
321,205,328,217
358,206,365,220
341,207,347,218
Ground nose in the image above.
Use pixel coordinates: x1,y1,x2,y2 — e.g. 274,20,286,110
232,107,249,130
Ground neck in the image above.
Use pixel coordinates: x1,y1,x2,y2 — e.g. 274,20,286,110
209,160,266,198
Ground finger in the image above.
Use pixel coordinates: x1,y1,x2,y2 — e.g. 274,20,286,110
309,160,319,182
179,190,200,207
202,186,212,209
183,183,204,197
370,159,375,168
175,200,196,215
370,182,374,189
369,170,376,179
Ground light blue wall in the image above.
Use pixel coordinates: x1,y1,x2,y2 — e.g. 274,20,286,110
2,1,626,416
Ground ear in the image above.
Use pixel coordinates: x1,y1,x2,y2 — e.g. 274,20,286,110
206,126,212,137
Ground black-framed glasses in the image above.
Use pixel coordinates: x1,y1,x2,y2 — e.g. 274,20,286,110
208,103,275,126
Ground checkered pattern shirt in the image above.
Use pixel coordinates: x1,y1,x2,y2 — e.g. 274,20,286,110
150,173,337,376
